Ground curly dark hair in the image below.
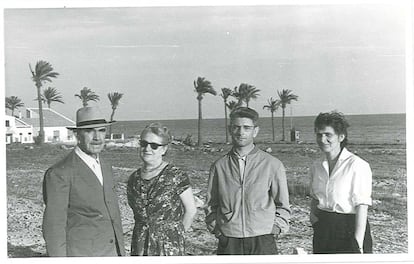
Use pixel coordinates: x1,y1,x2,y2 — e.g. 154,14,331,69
229,107,259,125
314,111,350,148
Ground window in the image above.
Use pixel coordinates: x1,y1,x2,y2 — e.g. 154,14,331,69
5,120,9,127
53,130,60,142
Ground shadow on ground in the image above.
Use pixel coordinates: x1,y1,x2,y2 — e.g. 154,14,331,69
7,243,45,258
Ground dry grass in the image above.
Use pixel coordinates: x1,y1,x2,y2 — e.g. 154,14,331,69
6,142,407,256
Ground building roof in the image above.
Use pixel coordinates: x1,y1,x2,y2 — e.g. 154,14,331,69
15,118,32,128
21,108,75,127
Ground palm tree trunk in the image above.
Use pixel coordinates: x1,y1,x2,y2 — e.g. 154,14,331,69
224,101,228,143
36,86,45,144
271,112,275,142
281,107,285,141
11,109,14,117
197,98,202,146
109,109,115,137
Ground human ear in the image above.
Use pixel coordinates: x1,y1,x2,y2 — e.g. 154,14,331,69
253,126,260,138
162,145,169,156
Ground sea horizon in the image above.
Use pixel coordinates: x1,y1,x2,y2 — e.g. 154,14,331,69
115,112,406,122
111,113,406,145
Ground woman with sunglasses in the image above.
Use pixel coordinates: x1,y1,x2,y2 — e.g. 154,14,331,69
127,123,197,256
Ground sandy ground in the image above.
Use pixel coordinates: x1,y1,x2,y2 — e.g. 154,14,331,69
6,142,407,257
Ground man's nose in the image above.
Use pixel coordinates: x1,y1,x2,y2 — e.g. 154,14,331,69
234,128,243,135
92,130,100,140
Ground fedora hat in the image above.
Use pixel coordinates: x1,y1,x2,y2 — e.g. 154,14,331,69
67,106,114,129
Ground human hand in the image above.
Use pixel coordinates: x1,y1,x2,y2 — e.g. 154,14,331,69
352,238,363,254
310,212,319,226
271,225,281,237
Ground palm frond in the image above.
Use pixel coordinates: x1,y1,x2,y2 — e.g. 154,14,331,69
41,87,64,107
263,97,279,112
108,92,124,109
75,87,100,106
277,89,299,108
6,96,24,114
220,87,233,101
193,76,217,97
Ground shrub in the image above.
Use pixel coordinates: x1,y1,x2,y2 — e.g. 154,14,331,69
183,134,195,146
33,136,42,145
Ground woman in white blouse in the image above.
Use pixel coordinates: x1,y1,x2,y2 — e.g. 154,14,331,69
310,111,373,254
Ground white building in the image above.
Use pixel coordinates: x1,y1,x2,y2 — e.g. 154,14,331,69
5,115,34,144
20,108,76,143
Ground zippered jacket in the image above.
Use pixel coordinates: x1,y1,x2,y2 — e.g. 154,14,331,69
205,145,291,238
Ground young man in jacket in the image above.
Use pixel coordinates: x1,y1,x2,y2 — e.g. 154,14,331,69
205,107,290,255
42,106,125,257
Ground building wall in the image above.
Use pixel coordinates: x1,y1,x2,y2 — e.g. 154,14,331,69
13,127,34,143
5,116,34,144
41,126,76,143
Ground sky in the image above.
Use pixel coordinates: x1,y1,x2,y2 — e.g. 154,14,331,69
3,2,408,121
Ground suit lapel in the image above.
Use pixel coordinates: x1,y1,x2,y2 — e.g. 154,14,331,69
73,151,104,188
100,157,117,218
101,157,114,194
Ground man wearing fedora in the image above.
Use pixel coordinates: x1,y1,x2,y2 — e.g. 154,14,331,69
42,106,125,257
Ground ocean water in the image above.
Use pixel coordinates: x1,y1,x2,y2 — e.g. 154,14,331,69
111,113,406,145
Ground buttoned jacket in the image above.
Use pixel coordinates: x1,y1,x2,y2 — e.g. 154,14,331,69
42,150,125,257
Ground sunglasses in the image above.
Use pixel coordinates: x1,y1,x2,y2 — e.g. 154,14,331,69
139,140,166,150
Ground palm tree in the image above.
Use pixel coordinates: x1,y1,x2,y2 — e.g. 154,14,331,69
276,89,299,141
29,60,59,144
232,86,243,106
107,92,123,136
194,77,217,146
220,87,233,143
263,97,279,142
242,83,261,107
75,87,100,107
41,87,64,108
226,100,240,112
6,96,24,116
233,83,260,107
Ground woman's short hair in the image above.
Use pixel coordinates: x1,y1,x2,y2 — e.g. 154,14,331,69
229,107,259,125
140,122,172,145
314,111,350,148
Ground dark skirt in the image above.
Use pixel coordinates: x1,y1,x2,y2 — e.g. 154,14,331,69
312,209,373,254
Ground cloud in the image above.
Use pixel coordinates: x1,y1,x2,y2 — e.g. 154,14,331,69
6,46,29,49
96,44,180,48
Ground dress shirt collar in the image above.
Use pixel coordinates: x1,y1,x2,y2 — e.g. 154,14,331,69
322,147,352,164
74,146,100,164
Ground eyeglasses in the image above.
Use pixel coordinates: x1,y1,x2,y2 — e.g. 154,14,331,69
230,125,256,132
139,140,166,150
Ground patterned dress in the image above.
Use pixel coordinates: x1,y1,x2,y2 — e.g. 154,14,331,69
127,164,191,256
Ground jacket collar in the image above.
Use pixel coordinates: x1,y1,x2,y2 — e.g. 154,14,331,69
230,144,259,157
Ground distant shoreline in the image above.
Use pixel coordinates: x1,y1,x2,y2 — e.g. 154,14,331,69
110,113,406,145
114,112,406,122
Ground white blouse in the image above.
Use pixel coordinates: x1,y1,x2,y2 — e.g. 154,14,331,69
310,148,372,214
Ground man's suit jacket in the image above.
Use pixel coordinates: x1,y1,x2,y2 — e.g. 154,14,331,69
42,150,125,257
